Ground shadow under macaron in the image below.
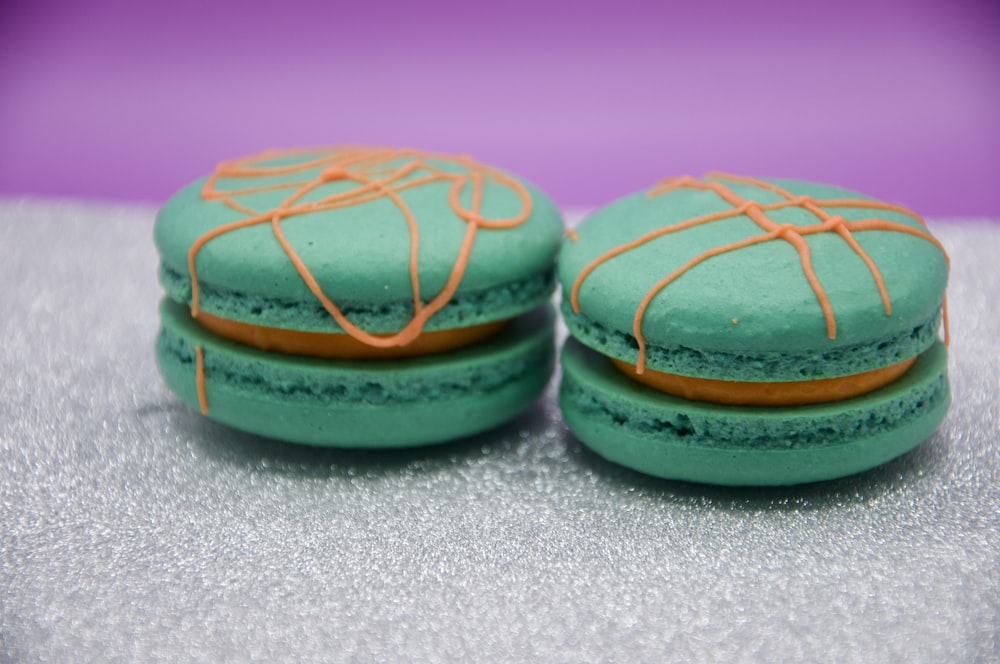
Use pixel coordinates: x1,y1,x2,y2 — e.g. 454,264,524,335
157,394,553,482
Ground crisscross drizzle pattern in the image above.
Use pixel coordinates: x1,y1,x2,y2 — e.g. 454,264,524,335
569,173,949,374
189,146,533,347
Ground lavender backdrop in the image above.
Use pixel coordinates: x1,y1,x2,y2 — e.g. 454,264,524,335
1,0,998,215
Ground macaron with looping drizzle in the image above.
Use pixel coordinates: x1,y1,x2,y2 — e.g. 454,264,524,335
154,147,563,447
558,174,950,485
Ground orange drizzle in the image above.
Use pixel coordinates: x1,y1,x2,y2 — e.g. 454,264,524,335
186,147,534,413
565,228,579,243
195,345,208,415
570,174,950,373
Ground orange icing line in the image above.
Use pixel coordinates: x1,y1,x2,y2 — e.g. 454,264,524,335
832,224,891,315
572,174,950,373
195,345,208,415
565,228,579,243
571,202,782,314
942,298,950,346
632,230,781,373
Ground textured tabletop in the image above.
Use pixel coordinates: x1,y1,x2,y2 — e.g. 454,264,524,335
1,200,998,663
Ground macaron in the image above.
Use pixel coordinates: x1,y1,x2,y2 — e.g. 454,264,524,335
155,147,563,447
558,173,950,485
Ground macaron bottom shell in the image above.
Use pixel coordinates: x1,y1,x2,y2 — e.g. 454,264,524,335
559,338,950,486
156,299,554,448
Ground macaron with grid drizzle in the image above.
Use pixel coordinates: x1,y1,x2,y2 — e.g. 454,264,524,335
155,147,563,447
558,174,949,485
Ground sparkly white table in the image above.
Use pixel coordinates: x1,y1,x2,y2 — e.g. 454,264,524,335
1,200,997,662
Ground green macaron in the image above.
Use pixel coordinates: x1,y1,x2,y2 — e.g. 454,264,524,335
155,147,563,447
558,173,950,485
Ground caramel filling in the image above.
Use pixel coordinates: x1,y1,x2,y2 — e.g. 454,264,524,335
196,310,507,360
611,356,917,406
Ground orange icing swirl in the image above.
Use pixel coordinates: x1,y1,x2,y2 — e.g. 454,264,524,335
192,147,532,345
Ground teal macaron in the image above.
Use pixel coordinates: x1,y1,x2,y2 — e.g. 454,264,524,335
558,173,950,485
154,147,563,447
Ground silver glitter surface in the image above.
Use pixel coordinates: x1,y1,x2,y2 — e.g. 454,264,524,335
1,200,998,663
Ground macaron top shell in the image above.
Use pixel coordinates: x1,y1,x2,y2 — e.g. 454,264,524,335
155,148,563,333
559,175,948,380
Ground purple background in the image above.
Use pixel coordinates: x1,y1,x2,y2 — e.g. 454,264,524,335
1,0,998,215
